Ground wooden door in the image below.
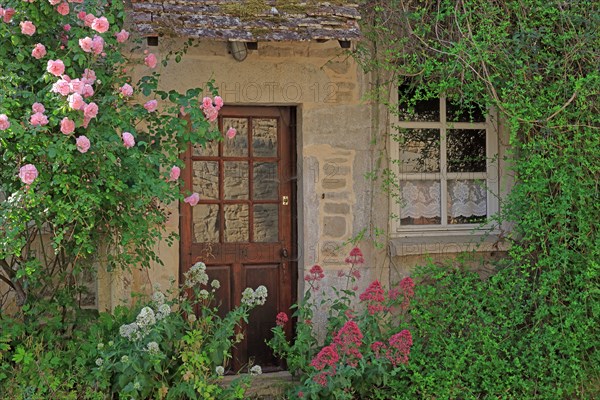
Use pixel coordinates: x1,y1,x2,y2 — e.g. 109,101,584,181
180,106,296,371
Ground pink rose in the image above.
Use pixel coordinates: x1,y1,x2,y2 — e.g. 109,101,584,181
82,68,96,84
144,53,157,68
214,96,224,110
84,13,95,27
120,83,133,97
30,112,49,126
115,29,129,43
91,16,109,33
82,116,91,129
204,106,218,122
77,11,86,20
0,114,10,130
82,84,94,98
144,100,158,112
19,164,38,186
20,21,36,36
169,166,181,182
56,2,69,16
3,8,15,23
69,79,84,94
52,79,71,96
122,132,135,148
63,24,71,31
201,97,212,109
48,0,61,5
91,35,104,55
32,102,45,114
83,102,98,119
60,117,75,134
76,135,90,153
32,43,47,60
226,127,237,139
79,37,93,52
68,93,85,110
47,59,65,77
184,193,200,206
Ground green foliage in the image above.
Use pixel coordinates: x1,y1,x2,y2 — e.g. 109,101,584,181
359,0,599,398
268,249,416,399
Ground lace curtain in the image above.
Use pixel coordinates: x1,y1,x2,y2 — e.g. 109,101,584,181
400,180,487,222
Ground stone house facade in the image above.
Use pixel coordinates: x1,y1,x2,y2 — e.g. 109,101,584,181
95,0,512,369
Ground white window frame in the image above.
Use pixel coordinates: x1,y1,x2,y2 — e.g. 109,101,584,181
389,95,500,238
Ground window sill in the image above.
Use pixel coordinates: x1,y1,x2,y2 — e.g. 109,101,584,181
390,230,508,256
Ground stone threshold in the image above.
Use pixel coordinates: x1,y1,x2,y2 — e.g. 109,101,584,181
221,371,297,399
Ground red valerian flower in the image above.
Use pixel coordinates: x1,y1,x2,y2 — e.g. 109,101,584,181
359,280,387,314
386,329,413,366
304,264,325,282
275,312,288,327
310,344,339,371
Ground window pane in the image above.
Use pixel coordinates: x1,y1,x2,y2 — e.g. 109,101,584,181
253,162,278,200
193,204,219,243
447,129,486,173
193,161,219,200
253,118,278,157
223,118,248,157
447,180,487,224
224,204,249,242
400,180,441,225
447,99,486,122
254,204,278,242
193,140,218,157
396,129,440,173
398,85,440,122
224,162,248,200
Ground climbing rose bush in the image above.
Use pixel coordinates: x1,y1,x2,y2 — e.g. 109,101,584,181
269,248,415,399
0,0,222,307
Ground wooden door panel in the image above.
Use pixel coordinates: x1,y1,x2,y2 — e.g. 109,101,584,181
181,106,294,371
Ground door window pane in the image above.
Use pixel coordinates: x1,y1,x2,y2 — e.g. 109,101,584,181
224,204,249,242
193,161,219,200
447,129,486,173
254,204,278,242
223,118,248,157
397,129,440,173
193,140,218,157
193,204,219,243
447,180,487,224
253,162,278,200
253,118,278,157
224,161,248,200
400,180,441,225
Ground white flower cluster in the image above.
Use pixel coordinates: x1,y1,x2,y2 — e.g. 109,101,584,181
152,291,166,307
215,366,225,376
136,306,156,329
184,262,209,287
211,279,220,289
250,365,262,376
241,285,268,306
145,341,160,355
119,322,142,341
156,303,171,320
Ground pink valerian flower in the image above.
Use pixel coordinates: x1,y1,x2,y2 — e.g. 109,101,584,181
144,100,158,112
333,320,363,351
91,16,109,33
20,21,36,36
313,371,333,387
226,127,236,139
386,330,412,367
120,83,133,97
304,264,325,283
79,37,93,52
32,43,47,59
359,280,387,315
275,312,288,327
60,117,75,134
214,96,224,110
144,53,158,68
30,113,49,126
47,60,65,77
399,276,415,298
2,8,15,23
52,79,71,96
371,341,387,358
76,135,90,153
345,247,365,264
56,2,69,16
184,193,200,206
83,102,98,119
68,93,85,110
32,103,45,114
122,132,135,148
310,344,339,371
168,166,181,182
19,164,38,186
115,29,129,43
0,114,10,131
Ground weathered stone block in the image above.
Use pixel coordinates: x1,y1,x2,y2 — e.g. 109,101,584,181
324,202,350,215
324,216,346,237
